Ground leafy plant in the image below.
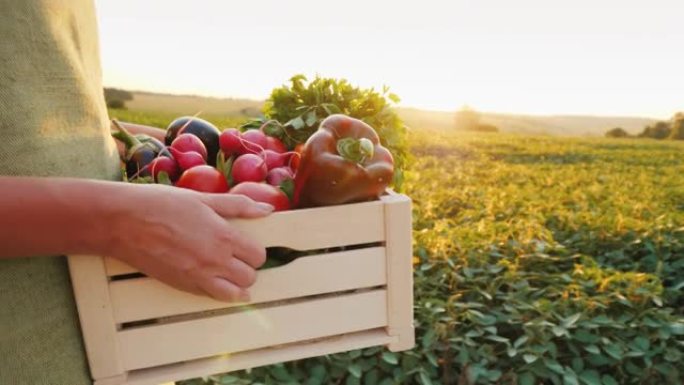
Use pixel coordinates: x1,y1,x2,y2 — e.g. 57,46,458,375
119,112,684,385
241,75,409,189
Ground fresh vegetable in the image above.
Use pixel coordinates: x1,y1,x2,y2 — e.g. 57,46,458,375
240,129,268,154
293,114,394,207
264,136,287,153
220,128,270,157
229,182,290,211
169,147,206,171
266,167,294,187
111,120,169,179
176,165,229,193
260,150,292,170
149,156,179,182
262,75,407,169
165,117,220,166
219,128,243,156
115,111,396,212
289,143,304,171
171,134,208,160
231,154,267,184
135,135,171,158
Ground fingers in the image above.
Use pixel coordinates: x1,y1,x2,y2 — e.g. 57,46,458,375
203,194,274,219
221,257,258,288
228,229,267,268
197,276,250,303
201,194,269,268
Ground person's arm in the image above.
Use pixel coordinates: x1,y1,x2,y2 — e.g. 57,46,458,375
0,177,273,302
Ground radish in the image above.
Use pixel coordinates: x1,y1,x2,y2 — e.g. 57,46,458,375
171,133,208,161
169,147,206,171
231,153,267,183
240,129,268,154
219,128,242,156
266,167,294,187
260,149,293,170
165,116,220,166
265,136,287,153
229,182,290,211
149,156,179,182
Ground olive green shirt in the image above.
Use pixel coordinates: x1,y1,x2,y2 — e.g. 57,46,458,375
0,1,120,384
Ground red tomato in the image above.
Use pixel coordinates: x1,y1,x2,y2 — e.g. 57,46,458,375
176,165,229,193
229,182,290,211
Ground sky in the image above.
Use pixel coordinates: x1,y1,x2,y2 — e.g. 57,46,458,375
96,0,684,119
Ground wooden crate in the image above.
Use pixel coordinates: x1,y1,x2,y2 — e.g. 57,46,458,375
68,192,414,385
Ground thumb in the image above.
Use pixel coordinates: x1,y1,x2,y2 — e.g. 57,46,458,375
203,194,274,218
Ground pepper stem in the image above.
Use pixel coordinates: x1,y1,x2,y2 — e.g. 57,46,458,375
337,137,374,164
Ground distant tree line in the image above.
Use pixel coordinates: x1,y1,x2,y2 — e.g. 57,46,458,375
454,106,499,132
605,127,629,138
104,87,134,109
606,112,684,140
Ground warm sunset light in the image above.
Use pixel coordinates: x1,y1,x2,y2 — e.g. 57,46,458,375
4,2,684,383
96,0,683,118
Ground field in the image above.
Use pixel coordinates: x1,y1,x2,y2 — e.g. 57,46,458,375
398,109,656,136
115,109,684,384
110,91,657,136
398,131,684,384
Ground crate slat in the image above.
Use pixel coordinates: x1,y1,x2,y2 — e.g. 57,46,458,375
71,192,414,385
119,289,388,370
381,193,416,351
110,247,387,323
104,200,385,276
67,255,125,380
115,329,395,385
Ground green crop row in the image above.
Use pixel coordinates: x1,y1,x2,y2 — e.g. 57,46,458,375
120,107,684,384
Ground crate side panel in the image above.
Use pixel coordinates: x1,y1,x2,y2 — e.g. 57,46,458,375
67,255,125,380
230,200,386,250
123,329,395,385
381,193,415,351
110,247,387,323
119,289,388,370
105,200,385,276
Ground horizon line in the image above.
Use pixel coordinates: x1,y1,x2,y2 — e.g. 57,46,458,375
105,86,666,121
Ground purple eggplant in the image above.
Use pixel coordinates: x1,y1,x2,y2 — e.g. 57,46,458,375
112,121,171,180
135,134,171,158
165,116,220,166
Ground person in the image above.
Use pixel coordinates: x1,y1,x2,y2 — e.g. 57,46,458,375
0,1,270,384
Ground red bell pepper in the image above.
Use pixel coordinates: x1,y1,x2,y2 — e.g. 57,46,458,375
293,114,394,207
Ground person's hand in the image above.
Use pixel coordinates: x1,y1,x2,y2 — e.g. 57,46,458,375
105,184,273,302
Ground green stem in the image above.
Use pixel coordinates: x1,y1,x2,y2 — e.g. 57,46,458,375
111,120,142,150
259,119,285,138
336,137,374,164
